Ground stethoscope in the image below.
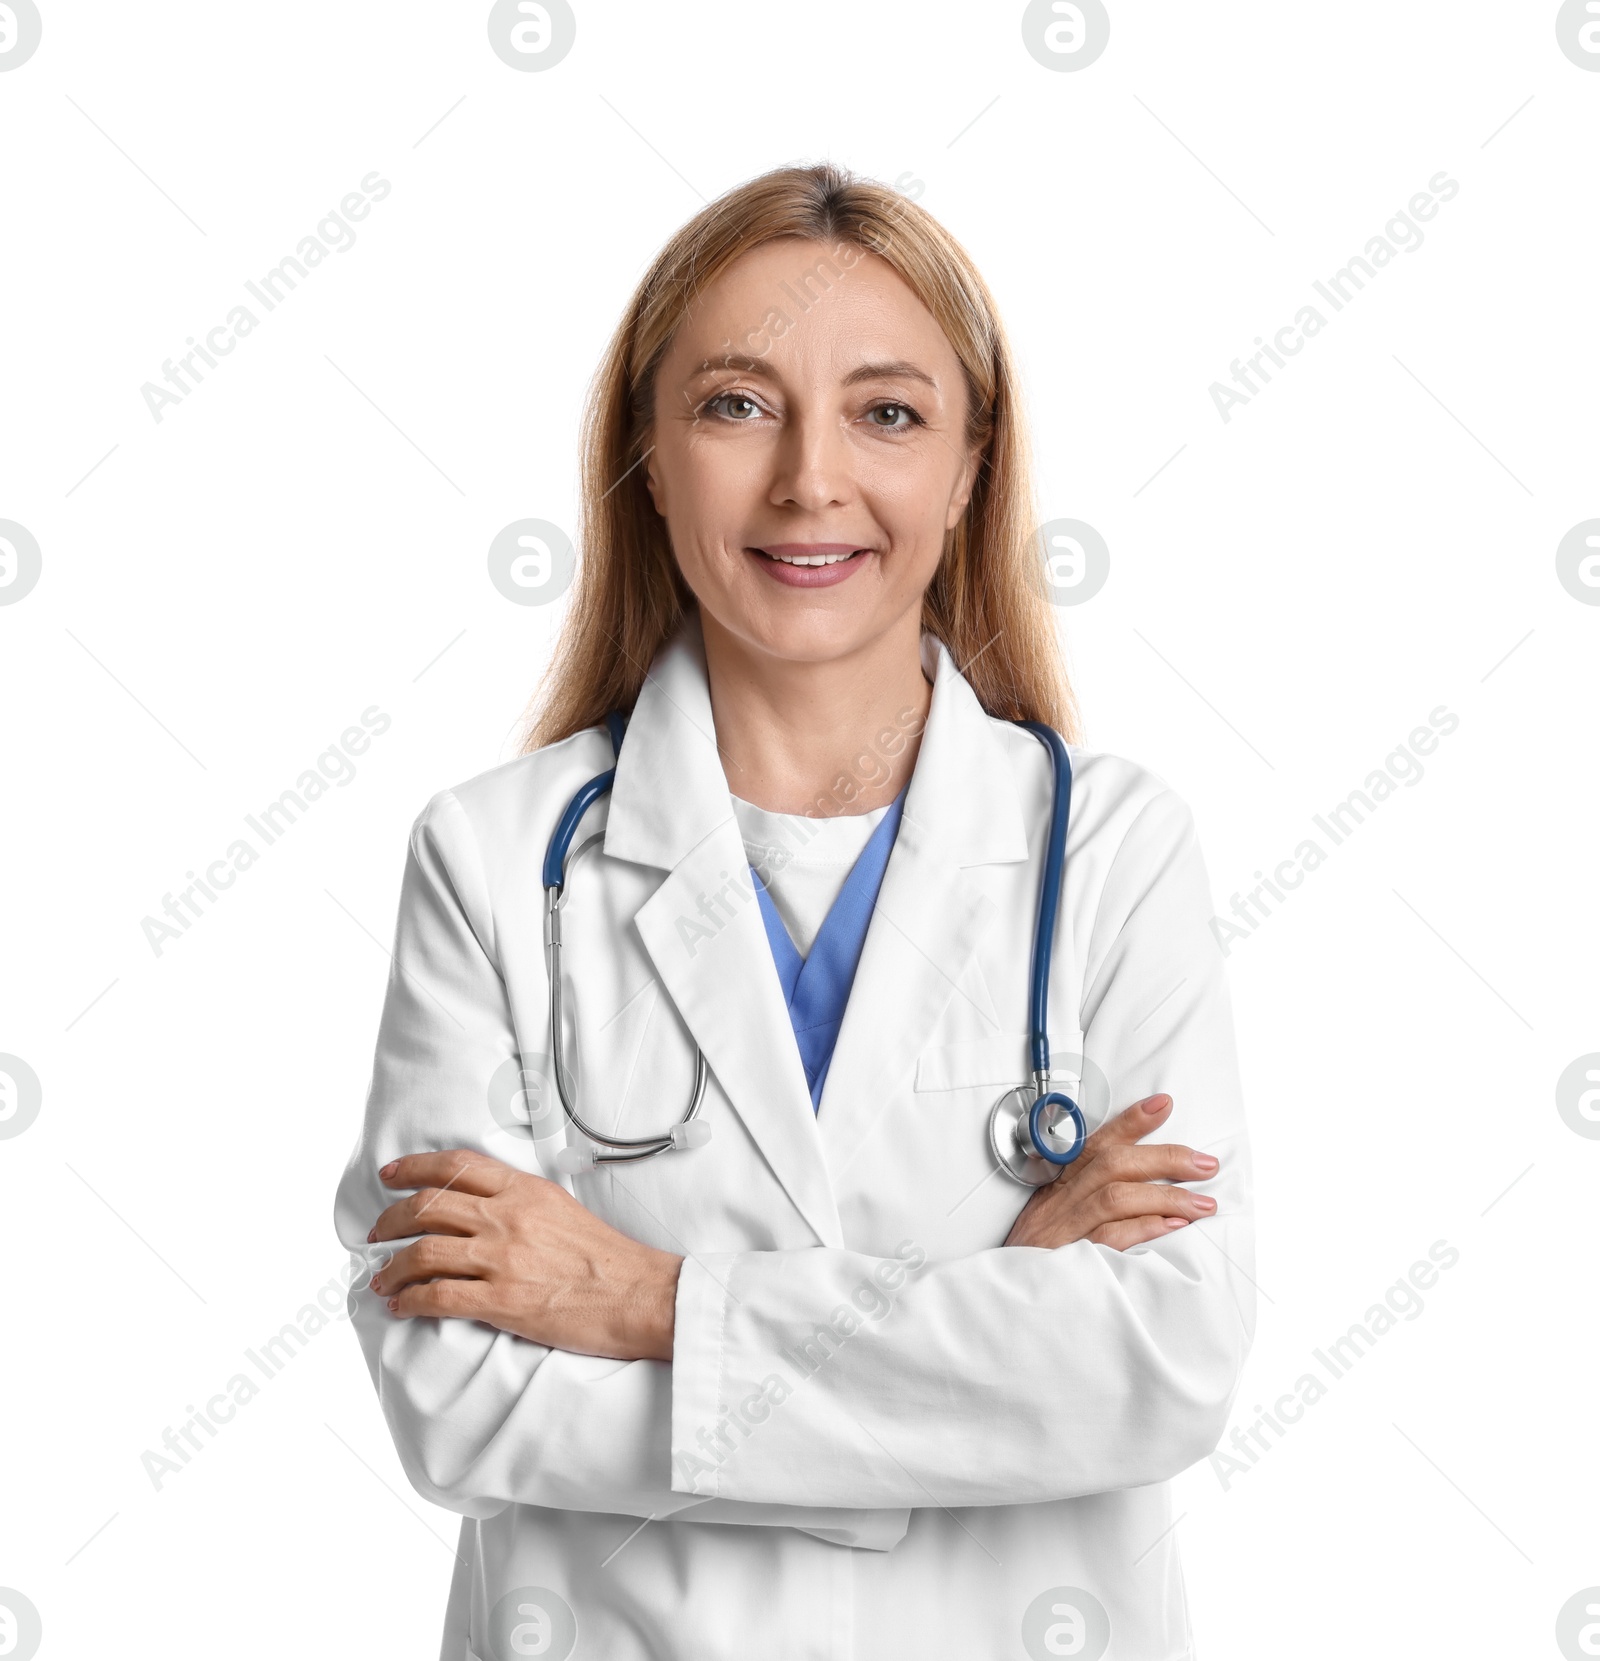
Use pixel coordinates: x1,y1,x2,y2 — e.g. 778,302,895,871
542,713,710,1177
984,720,1089,1186
541,713,1085,1187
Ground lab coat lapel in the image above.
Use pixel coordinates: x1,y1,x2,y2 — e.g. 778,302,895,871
815,638,1031,1181
607,617,844,1248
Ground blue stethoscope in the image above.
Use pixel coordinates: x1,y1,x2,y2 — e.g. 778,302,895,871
541,713,1084,1187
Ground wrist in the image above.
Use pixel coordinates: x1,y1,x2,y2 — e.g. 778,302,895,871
626,1248,683,1361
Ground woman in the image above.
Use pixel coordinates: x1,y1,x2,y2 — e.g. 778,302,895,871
334,163,1253,1661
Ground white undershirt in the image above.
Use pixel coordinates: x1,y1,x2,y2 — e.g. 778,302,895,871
730,796,891,958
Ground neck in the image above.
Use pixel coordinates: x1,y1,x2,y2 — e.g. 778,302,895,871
700,610,933,817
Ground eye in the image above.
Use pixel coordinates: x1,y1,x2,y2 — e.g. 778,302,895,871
703,391,767,422
864,402,922,431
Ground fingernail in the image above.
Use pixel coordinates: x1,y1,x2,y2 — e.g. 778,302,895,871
387,1298,399,1313
369,1276,381,1291
366,1226,377,1243
1195,1195,1217,1211
1193,1153,1219,1172
1143,1097,1168,1115
1165,1217,1189,1229
379,1160,398,1179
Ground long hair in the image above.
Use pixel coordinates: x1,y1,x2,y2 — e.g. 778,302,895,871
520,161,1079,751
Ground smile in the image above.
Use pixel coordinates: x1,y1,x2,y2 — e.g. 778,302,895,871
747,543,873,588
765,549,860,566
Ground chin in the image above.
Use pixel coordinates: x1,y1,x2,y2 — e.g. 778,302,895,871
709,597,877,666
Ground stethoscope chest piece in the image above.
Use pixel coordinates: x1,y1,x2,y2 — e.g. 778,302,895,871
989,1082,1088,1187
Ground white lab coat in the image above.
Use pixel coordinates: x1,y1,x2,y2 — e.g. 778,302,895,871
333,614,1255,1661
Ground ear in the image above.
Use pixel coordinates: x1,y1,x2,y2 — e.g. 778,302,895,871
944,442,983,531
643,437,665,516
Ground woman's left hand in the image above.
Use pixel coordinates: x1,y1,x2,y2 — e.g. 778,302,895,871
367,1150,683,1361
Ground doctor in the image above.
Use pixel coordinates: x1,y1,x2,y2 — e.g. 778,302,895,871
334,162,1253,1661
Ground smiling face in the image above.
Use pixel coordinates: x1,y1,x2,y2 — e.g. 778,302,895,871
644,237,982,673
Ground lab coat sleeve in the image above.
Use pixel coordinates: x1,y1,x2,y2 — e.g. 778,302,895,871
668,786,1256,1508
331,788,911,1550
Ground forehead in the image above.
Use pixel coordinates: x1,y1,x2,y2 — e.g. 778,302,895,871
667,236,961,380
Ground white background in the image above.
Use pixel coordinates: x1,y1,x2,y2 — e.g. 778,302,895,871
1,2,1596,1657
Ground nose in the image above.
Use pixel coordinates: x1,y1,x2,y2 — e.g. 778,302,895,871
767,408,855,514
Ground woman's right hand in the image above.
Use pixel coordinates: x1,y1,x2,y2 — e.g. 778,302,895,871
1003,1094,1219,1251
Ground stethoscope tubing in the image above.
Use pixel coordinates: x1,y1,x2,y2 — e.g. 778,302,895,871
541,708,1081,1174
1016,720,1073,1081
1012,722,1085,1170
542,713,709,1161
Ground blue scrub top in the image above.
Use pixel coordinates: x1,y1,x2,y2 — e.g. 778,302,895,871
748,790,906,1111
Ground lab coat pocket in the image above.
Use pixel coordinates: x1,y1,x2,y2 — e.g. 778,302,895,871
914,1030,1108,1132
913,1032,1032,1092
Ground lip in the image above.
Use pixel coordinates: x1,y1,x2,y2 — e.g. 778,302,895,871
747,543,873,589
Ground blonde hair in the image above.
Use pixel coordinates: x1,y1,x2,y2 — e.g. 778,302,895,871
520,161,1079,751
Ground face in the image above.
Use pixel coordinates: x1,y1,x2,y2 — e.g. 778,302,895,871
644,237,981,670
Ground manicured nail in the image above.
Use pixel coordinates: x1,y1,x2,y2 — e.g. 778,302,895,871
379,1160,398,1179
369,1276,381,1291
1193,1153,1219,1172
1195,1195,1217,1211
1143,1097,1168,1115
366,1226,377,1243
387,1298,399,1313
1164,1217,1189,1229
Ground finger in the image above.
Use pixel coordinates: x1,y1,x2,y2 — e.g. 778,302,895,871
388,1275,497,1322
1090,1140,1221,1185
369,1187,482,1243
1086,1181,1218,1228
1088,1214,1192,1251
379,1150,514,1198
369,1233,484,1297
1079,1095,1173,1158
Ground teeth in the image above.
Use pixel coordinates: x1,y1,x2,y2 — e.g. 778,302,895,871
763,549,862,566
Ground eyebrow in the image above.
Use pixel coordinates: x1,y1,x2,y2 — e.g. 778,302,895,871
842,359,938,390
688,353,939,390
691,352,775,378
